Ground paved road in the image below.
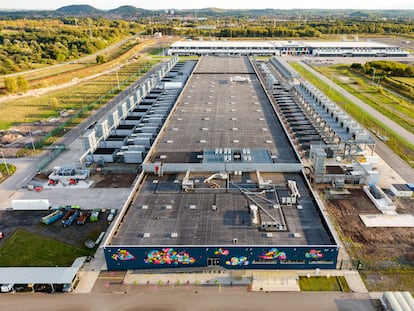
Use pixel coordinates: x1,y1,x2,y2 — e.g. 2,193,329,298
299,60,414,183
0,291,377,311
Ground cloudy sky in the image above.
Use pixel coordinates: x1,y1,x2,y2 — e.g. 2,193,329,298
1,0,413,10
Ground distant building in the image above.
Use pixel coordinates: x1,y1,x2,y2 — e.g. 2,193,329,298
168,40,409,57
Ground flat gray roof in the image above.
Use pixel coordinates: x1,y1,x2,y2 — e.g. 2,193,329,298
152,56,298,163
110,56,336,247
111,172,334,246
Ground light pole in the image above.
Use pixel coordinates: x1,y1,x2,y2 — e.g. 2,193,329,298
29,131,36,152
116,71,120,90
1,151,10,175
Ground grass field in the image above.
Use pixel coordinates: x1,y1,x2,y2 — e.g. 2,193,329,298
0,38,167,131
298,276,350,292
0,58,157,130
313,65,414,134
0,229,92,267
0,35,144,91
0,163,16,183
291,62,414,167
392,77,414,87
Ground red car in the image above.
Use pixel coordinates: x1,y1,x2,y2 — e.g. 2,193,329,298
0,232,3,239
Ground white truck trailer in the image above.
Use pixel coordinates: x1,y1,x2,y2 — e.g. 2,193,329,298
10,199,50,210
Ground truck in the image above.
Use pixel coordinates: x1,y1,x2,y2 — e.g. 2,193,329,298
10,199,50,211
90,208,100,222
61,209,80,227
77,212,89,225
40,210,64,225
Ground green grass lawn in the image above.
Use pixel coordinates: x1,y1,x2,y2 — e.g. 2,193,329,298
299,276,350,292
0,229,92,267
0,163,16,183
313,65,414,134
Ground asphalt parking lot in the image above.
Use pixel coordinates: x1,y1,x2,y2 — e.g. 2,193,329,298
0,209,111,249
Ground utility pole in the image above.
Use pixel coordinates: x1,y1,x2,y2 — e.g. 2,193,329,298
29,131,36,152
1,151,10,175
116,71,120,90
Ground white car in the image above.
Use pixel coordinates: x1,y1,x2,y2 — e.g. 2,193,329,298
107,209,116,222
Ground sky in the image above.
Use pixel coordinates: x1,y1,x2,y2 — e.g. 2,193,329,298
0,0,413,11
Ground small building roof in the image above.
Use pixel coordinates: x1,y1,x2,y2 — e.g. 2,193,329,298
0,267,78,284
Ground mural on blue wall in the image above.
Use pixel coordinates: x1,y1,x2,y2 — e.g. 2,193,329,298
214,248,229,256
225,256,249,266
259,248,287,260
305,249,324,259
111,249,136,261
144,248,196,265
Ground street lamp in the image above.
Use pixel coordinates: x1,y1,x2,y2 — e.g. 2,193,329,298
29,131,36,152
1,151,10,175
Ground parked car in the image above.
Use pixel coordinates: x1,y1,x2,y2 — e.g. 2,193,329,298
90,208,100,222
107,209,116,223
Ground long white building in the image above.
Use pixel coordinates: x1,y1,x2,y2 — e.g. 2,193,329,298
168,40,409,57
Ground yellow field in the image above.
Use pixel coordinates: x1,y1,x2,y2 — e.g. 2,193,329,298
392,77,414,87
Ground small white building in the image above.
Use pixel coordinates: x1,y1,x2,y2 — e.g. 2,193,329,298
390,184,413,198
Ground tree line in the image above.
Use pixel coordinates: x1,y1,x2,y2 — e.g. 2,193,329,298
351,61,414,77
145,19,414,38
0,18,143,74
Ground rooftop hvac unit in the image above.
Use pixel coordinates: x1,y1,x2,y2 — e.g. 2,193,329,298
335,113,347,123
288,180,301,199
342,118,355,130
354,130,370,142
249,205,259,225
350,124,362,135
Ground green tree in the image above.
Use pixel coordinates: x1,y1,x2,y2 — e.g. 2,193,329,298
49,97,60,108
4,77,18,93
96,54,105,64
17,76,29,92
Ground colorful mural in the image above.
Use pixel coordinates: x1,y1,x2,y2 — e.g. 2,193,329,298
144,248,196,265
305,249,324,259
259,248,287,260
214,248,229,256
111,249,136,261
225,256,249,266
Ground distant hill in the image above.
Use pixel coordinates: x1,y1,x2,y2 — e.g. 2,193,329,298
108,5,151,17
56,4,102,14
0,6,412,20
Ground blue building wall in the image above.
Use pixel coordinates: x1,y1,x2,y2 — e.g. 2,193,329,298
104,245,339,270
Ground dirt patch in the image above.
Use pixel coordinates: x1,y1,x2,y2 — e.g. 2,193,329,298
89,173,137,188
325,189,414,263
323,188,414,290
0,117,71,157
